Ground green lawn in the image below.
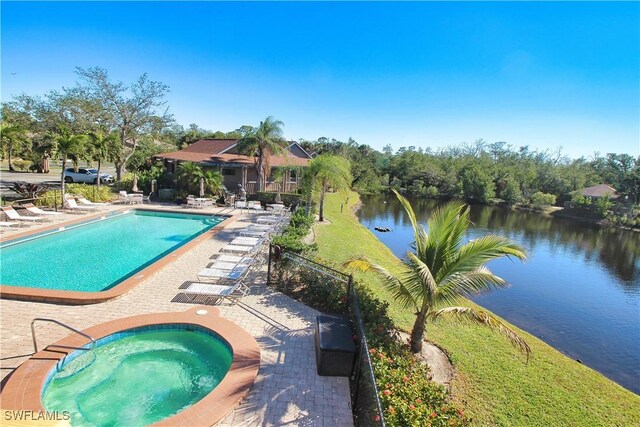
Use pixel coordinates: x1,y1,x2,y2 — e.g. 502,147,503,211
313,191,640,426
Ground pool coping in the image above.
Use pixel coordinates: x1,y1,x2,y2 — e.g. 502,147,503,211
0,306,261,426
0,207,238,305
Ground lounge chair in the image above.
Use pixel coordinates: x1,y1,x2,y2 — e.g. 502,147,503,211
77,196,110,208
206,256,255,270
238,229,269,238
230,236,263,247
1,206,46,223
0,221,22,229
196,264,250,282
64,197,97,212
22,204,64,218
221,244,259,254
212,254,253,263
182,281,249,305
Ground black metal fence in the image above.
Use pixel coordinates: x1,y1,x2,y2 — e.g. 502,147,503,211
267,245,386,426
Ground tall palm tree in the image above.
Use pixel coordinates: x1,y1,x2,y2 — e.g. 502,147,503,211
303,154,352,221
176,161,223,196
52,125,87,204
236,116,285,192
345,190,530,356
88,127,118,188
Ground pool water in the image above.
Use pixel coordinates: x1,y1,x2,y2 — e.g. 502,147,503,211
42,328,233,426
0,210,222,292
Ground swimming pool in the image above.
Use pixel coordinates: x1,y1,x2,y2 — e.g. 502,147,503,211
42,324,233,426
0,209,224,302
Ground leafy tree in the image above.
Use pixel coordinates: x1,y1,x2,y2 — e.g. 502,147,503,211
345,190,530,356
501,177,522,205
52,125,87,203
0,104,30,171
529,192,556,209
594,195,614,218
75,67,173,181
460,164,496,203
236,116,285,192
302,154,352,222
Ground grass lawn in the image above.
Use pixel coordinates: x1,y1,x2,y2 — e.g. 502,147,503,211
313,190,640,426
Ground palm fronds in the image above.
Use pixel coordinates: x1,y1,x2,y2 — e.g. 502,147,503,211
429,306,532,360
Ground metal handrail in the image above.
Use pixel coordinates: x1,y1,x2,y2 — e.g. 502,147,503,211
31,318,96,354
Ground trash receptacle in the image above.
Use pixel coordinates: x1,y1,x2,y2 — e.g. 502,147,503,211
314,314,356,377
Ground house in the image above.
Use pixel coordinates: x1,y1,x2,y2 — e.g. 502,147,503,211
155,139,312,194
580,184,620,200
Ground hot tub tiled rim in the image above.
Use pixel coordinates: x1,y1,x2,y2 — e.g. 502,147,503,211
0,306,261,427
0,208,238,304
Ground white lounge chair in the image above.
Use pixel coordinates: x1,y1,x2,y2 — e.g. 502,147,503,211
77,196,110,208
1,206,46,223
64,197,97,211
221,244,258,254
239,229,269,238
207,256,255,270
212,254,252,263
0,221,22,229
182,281,249,305
22,204,64,218
196,264,249,282
230,237,262,246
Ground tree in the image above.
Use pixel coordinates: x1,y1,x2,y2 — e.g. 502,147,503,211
460,164,496,203
236,116,285,192
176,161,222,196
88,127,118,188
0,104,30,171
345,190,530,356
302,154,352,222
75,67,173,181
52,125,87,203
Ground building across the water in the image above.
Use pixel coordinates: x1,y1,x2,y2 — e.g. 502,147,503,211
155,139,313,194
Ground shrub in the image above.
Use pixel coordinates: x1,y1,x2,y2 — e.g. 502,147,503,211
271,208,316,253
65,183,114,202
252,192,304,208
594,195,614,218
571,192,591,207
12,182,48,199
530,191,556,209
12,159,32,171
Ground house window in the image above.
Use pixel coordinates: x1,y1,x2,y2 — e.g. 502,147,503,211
288,170,298,182
222,168,236,176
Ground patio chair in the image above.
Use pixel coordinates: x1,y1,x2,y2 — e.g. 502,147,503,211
196,263,250,282
230,236,263,247
77,196,110,208
64,197,98,212
182,281,249,305
1,206,46,223
238,229,269,238
206,255,255,270
221,244,259,254
22,204,64,218
0,221,22,229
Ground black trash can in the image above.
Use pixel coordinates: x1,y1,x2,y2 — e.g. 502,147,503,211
314,314,356,377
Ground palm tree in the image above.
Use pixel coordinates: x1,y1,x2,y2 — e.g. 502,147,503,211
176,161,223,196
202,169,223,196
236,116,285,192
88,127,118,188
345,190,530,356
303,154,352,221
0,122,29,172
52,125,87,204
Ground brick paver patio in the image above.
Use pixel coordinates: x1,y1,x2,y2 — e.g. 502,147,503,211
0,205,353,426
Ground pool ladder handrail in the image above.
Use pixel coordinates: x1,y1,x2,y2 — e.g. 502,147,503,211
31,318,96,369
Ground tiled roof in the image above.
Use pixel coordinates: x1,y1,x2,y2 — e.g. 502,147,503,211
581,184,619,199
155,139,311,167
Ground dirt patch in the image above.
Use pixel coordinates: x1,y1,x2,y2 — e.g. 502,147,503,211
398,332,454,390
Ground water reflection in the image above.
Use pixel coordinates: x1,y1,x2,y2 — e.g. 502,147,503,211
360,195,639,290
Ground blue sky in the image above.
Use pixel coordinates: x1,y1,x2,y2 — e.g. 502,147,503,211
2,1,638,158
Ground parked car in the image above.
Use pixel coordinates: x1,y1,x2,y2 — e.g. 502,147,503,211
63,168,114,184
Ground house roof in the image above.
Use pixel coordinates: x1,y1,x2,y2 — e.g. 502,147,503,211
155,138,311,167
581,184,619,199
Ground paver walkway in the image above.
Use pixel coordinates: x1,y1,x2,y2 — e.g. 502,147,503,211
0,206,353,426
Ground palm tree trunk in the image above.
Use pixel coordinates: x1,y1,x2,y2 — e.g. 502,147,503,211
96,159,102,188
256,157,264,192
410,309,428,353
7,143,15,172
60,157,67,205
319,189,325,222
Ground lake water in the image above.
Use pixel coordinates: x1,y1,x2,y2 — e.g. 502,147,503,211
358,195,640,394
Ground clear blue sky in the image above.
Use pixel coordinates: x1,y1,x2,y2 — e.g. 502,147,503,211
2,1,638,158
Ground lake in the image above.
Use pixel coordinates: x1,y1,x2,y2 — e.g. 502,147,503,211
358,194,640,394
